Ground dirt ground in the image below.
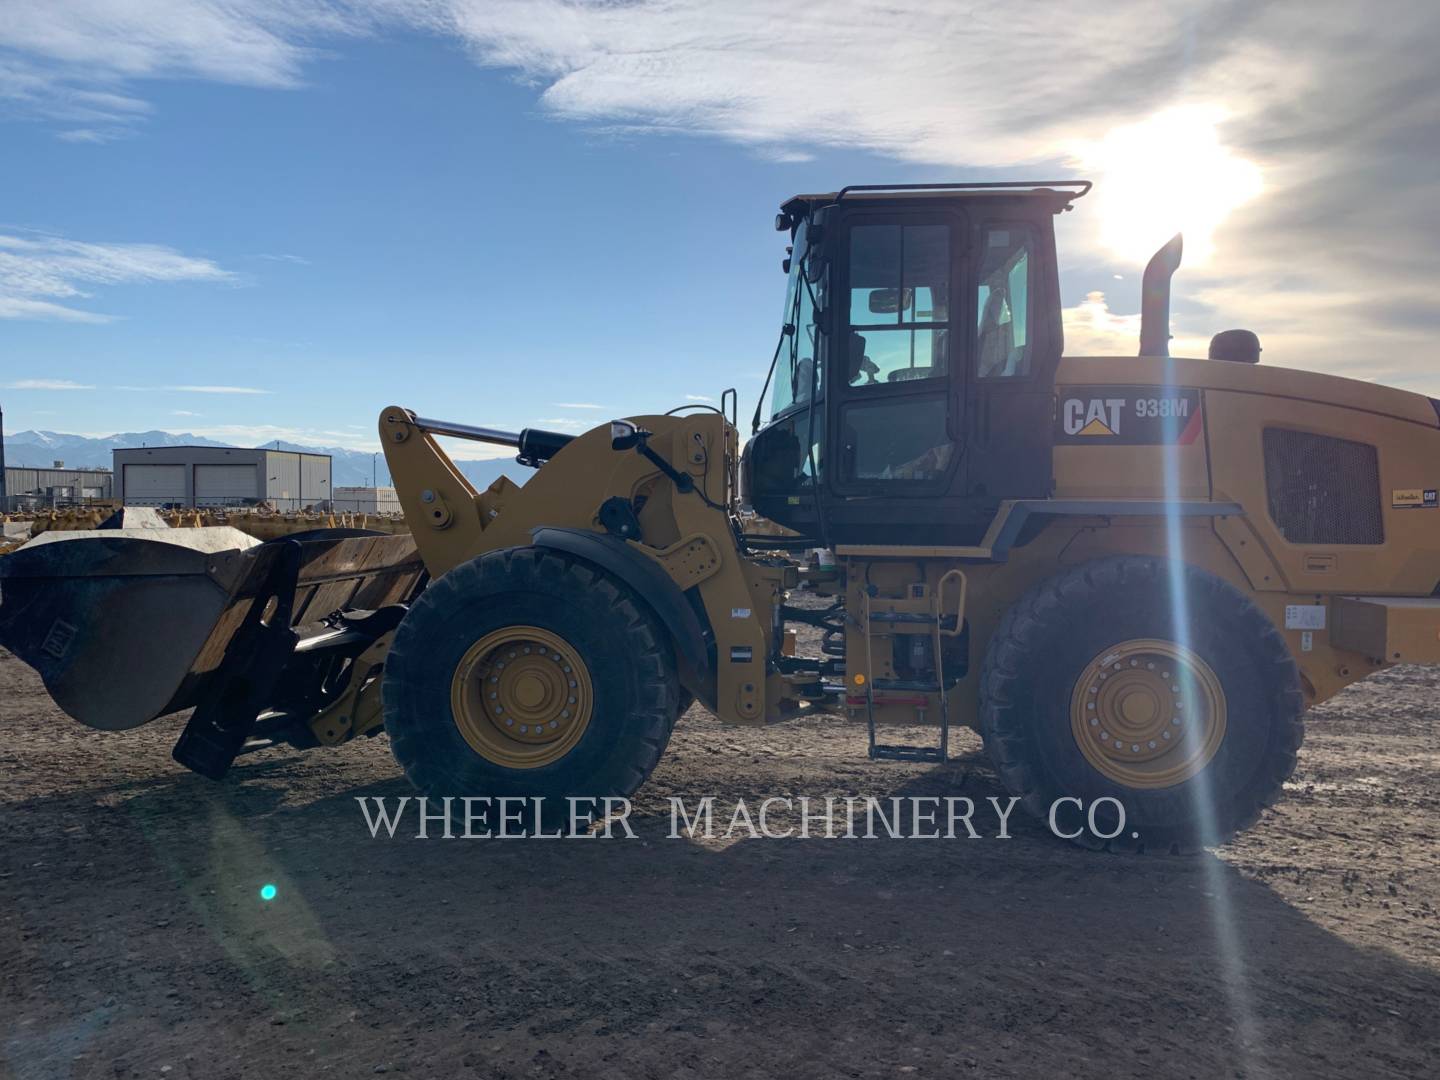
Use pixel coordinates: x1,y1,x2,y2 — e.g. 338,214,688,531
3,645,1439,1080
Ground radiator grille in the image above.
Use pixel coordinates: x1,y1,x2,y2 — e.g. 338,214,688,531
1262,429,1383,544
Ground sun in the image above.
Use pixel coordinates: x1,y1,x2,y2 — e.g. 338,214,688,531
1076,106,1264,266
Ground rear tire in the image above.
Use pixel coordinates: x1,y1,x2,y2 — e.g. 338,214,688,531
979,555,1304,852
382,547,679,802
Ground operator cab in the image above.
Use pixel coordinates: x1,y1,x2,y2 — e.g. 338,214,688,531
744,182,1088,546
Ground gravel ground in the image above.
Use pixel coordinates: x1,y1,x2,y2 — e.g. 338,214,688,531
2,647,1438,1079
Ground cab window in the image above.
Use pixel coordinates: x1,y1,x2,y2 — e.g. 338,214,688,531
976,227,1033,378
769,221,828,417
846,224,950,387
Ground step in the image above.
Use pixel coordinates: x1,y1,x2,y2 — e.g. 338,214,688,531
871,678,942,693
869,743,946,763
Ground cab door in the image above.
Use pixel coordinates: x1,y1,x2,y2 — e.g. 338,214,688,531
829,211,964,497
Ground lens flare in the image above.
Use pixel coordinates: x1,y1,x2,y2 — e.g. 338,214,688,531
1077,106,1263,266
1161,357,1260,1058
259,883,278,902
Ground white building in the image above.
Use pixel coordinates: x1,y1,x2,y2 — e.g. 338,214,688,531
3,464,113,508
331,486,402,515
112,446,331,510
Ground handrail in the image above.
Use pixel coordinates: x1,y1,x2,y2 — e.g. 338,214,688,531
833,180,1093,203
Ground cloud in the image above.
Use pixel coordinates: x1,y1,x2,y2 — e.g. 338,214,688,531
0,230,233,321
3,378,95,390
54,127,125,144
114,384,271,394
5,2,1239,162
170,409,201,416
1061,292,1208,359
1061,292,1142,357
0,296,112,322
430,0,1440,391
0,1,358,133
183,422,379,453
684,394,713,402
164,384,270,394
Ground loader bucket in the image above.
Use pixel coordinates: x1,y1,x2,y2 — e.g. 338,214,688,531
0,526,425,732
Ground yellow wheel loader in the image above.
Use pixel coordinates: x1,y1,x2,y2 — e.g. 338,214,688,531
5,181,1440,850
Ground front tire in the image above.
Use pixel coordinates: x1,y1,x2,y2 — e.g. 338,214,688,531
979,555,1304,852
382,547,679,802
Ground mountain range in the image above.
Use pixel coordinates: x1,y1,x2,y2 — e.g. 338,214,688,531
2,429,523,491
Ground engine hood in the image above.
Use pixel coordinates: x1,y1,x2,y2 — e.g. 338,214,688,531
1057,355,1440,429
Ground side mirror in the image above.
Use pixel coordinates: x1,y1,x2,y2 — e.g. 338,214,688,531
868,287,913,314
610,420,643,451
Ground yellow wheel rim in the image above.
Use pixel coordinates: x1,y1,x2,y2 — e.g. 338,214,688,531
1070,638,1226,789
450,626,593,769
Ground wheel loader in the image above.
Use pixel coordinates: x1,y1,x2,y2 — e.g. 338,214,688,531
4,180,1440,850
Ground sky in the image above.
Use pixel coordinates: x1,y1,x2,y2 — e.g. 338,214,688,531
2,0,1437,458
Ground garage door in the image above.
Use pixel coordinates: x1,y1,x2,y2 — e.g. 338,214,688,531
194,464,258,506
123,464,186,506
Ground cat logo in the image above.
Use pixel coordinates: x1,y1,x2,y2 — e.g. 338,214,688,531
1056,386,1203,445
1062,397,1125,437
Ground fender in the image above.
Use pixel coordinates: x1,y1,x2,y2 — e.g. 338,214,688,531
529,526,714,704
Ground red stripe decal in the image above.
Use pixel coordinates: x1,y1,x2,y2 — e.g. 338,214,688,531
1177,404,1204,445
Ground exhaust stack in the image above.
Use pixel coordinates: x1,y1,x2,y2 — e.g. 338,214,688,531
1138,233,1184,357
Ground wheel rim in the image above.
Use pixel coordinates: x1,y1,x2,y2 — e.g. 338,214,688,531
1069,638,1226,789
450,626,593,769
